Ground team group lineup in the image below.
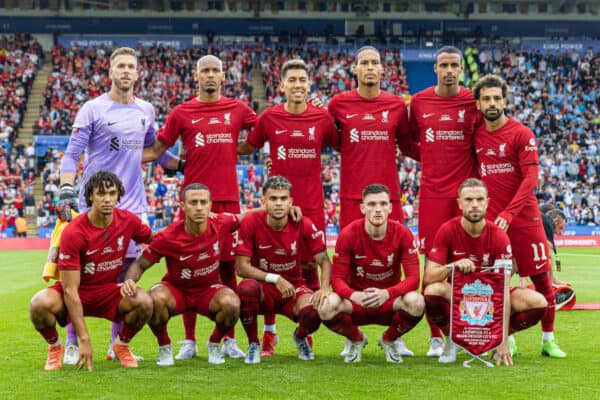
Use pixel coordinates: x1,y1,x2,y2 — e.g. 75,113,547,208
28,44,568,372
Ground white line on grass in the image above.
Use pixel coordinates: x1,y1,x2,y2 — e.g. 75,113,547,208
558,252,600,258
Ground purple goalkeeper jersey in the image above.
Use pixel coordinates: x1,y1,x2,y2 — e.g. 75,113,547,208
60,93,156,214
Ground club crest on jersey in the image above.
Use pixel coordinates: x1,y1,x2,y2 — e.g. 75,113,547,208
458,109,465,123
195,132,205,147
308,126,316,141
117,236,124,251
459,279,494,326
141,118,146,128
213,241,219,256
387,253,394,267
381,110,389,123
291,241,297,256
499,143,507,157
224,112,231,125
482,253,491,267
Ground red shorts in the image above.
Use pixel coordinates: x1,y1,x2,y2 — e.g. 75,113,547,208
508,224,551,277
418,197,460,255
160,281,229,318
212,201,241,262
259,281,313,321
300,210,326,263
50,282,123,326
350,298,396,326
339,198,402,230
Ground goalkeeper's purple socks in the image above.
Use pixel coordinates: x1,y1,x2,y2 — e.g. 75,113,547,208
65,323,78,346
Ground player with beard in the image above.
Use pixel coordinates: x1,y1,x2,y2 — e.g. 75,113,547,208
144,55,256,360
407,46,480,357
473,75,566,358
423,178,547,365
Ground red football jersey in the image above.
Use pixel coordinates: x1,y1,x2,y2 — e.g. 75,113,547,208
158,97,257,201
234,211,326,284
328,90,414,200
428,216,512,266
408,86,480,198
475,118,542,227
332,219,420,299
142,213,239,291
58,209,152,286
248,104,338,215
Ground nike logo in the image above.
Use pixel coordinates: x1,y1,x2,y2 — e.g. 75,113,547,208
259,245,272,249
422,113,435,119
192,118,204,124
86,249,98,255
275,129,287,135
107,121,120,126
535,263,546,270
355,255,366,259
453,251,465,256
179,255,193,261
346,114,358,119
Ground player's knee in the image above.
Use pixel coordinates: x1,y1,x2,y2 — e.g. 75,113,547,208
218,293,241,319
132,289,153,319
423,282,445,297
237,279,260,300
403,292,425,317
29,290,53,322
318,293,342,321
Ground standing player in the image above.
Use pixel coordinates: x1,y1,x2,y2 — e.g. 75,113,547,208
237,59,338,356
327,46,419,230
407,45,480,357
234,176,332,364
143,55,257,359
423,178,547,365
318,184,424,364
29,171,154,371
56,47,182,365
124,184,244,366
473,74,566,358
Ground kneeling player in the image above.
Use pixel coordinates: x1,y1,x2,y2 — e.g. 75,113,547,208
29,171,154,371
235,176,332,364
318,184,424,364
423,178,547,365
125,184,243,365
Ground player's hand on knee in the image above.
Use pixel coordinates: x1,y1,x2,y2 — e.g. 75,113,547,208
311,288,329,309
362,287,390,308
56,184,78,222
275,278,295,298
350,291,369,307
120,279,138,297
77,340,94,372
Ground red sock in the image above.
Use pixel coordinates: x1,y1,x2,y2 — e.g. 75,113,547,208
182,312,197,341
295,306,321,339
150,322,171,346
323,313,363,342
264,314,276,326
427,314,444,338
531,272,555,332
119,323,141,343
38,326,59,345
302,267,320,291
238,279,260,343
424,295,450,336
382,309,423,342
509,307,546,334
209,323,230,343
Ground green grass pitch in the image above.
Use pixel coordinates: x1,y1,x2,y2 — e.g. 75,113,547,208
1,248,599,399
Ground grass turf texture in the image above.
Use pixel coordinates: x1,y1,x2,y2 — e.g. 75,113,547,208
1,248,598,400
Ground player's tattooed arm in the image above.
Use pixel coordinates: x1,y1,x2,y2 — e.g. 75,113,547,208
122,257,155,297
311,251,332,308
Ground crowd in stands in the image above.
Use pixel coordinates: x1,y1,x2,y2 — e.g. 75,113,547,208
0,33,42,237
5,41,600,237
